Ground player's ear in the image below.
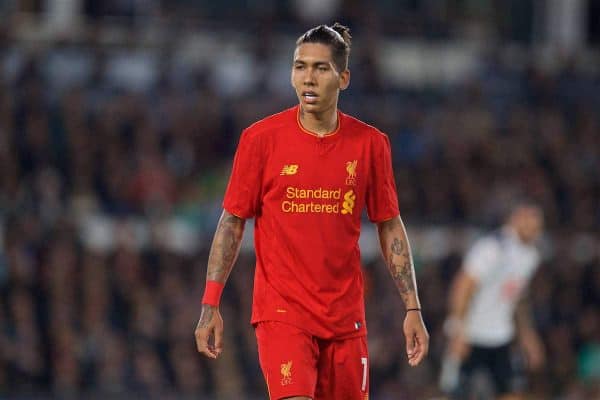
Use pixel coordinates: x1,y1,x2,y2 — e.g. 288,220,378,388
339,69,350,91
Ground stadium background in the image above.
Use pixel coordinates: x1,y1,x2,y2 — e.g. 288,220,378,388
0,1,599,399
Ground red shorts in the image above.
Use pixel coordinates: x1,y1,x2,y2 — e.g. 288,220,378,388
255,321,369,400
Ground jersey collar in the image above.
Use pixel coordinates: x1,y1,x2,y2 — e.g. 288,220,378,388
295,105,342,142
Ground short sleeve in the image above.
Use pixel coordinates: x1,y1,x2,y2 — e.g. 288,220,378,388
222,129,263,218
463,238,500,282
366,133,400,223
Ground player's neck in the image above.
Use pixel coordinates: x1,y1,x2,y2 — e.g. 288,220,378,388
299,106,338,137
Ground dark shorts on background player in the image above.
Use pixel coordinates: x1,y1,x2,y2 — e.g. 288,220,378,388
455,343,525,398
255,321,369,400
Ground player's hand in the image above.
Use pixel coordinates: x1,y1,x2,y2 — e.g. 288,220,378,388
194,304,224,359
448,331,470,362
403,310,429,366
520,329,545,371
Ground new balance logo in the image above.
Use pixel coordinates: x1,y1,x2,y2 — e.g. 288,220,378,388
280,164,299,175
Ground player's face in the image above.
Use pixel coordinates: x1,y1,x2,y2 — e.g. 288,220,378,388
291,43,350,115
513,206,544,244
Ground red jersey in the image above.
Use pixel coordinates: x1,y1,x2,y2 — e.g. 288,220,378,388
223,105,399,339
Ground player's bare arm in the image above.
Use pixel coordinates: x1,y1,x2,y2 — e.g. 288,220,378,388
376,216,420,309
195,210,246,359
515,295,545,370
448,270,477,321
376,216,429,367
445,270,477,361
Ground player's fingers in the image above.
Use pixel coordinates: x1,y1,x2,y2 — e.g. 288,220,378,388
194,328,208,353
405,329,416,359
406,334,418,366
410,331,430,366
410,340,426,366
419,329,430,357
213,323,224,356
195,328,217,359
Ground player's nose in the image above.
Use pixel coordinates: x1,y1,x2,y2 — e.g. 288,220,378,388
304,70,316,85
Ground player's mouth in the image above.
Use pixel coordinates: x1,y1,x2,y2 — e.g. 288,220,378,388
302,91,319,104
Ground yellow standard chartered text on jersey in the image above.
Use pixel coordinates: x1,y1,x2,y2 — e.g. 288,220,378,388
281,186,355,214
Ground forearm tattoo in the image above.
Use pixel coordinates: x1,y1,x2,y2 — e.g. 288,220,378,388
385,225,416,304
207,213,245,281
391,237,403,255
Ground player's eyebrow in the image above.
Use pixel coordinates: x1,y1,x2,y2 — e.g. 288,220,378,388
294,60,331,67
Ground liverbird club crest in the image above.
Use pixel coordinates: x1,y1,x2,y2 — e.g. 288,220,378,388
345,160,357,186
280,360,293,386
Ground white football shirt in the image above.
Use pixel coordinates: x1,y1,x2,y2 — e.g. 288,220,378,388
463,227,540,347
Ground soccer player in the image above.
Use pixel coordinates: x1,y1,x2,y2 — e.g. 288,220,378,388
440,202,545,400
195,23,429,400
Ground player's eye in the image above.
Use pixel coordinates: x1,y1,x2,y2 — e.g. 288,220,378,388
318,66,328,71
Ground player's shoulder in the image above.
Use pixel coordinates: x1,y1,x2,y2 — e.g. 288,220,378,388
340,111,389,141
243,107,295,140
470,232,503,254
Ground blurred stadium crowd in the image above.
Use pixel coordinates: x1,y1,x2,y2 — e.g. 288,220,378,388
1,1,600,399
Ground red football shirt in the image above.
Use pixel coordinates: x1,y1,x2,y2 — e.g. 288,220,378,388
223,105,399,339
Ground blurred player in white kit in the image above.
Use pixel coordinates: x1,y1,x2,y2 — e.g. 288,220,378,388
440,201,546,400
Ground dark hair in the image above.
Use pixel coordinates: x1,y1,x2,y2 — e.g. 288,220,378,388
296,22,351,72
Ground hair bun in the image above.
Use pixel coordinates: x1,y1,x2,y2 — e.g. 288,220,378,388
330,22,352,46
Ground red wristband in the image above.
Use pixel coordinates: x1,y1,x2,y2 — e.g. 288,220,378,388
202,280,224,307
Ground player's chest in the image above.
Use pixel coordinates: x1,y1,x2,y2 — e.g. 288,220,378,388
490,249,537,300
264,140,368,189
